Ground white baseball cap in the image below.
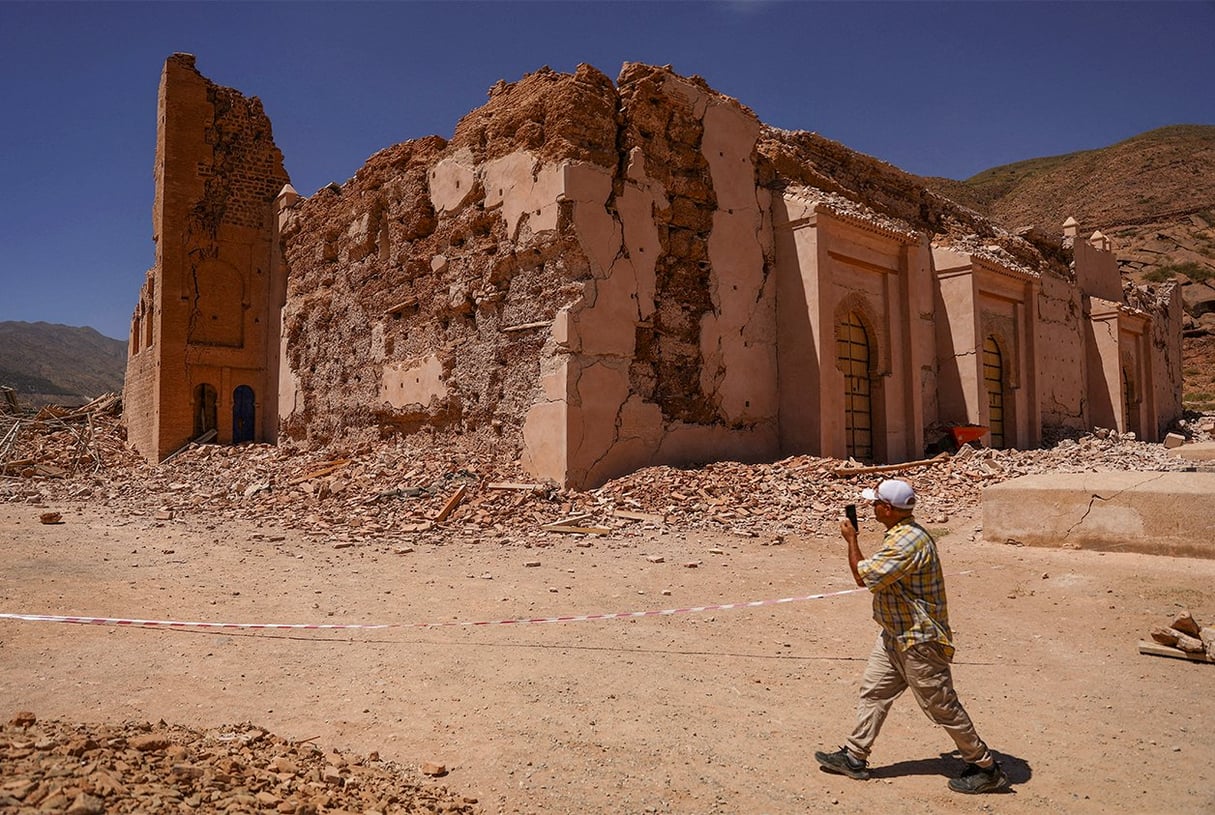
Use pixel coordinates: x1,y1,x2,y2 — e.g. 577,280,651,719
861,479,916,509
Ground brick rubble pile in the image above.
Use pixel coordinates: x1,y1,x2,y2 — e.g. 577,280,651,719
0,714,476,814
3,406,1212,547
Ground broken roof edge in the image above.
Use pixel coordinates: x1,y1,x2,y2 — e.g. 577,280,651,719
782,184,921,244
931,243,1042,283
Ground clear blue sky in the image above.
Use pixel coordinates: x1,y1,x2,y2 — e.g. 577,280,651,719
1,1,1212,341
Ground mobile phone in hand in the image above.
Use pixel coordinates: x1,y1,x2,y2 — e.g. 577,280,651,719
845,504,858,531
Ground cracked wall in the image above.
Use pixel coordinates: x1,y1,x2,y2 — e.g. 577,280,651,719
279,63,789,488
984,472,1215,558
553,65,783,487
1036,271,1089,429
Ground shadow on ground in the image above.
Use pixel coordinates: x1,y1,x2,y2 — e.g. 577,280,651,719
866,750,1031,792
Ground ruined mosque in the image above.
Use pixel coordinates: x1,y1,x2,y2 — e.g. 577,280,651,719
123,54,1184,489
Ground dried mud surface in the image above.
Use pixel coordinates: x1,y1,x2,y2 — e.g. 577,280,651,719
2,497,1213,815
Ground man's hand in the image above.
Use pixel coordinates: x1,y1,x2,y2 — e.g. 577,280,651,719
841,518,865,588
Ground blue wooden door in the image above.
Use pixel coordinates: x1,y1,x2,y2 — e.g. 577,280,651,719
232,385,255,444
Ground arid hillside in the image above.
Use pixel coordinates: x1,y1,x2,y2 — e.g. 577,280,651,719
0,321,126,408
924,125,1215,280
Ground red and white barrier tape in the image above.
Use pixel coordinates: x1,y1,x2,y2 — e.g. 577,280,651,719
0,585,872,632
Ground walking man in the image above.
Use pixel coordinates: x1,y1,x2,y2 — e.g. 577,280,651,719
814,478,1007,794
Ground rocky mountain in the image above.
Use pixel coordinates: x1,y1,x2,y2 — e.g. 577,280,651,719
922,124,1215,409
924,125,1215,299
0,321,126,408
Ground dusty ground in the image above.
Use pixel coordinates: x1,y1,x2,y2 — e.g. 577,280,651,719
1,500,1213,815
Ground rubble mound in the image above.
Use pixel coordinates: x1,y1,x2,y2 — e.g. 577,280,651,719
3,404,1212,547
0,714,477,814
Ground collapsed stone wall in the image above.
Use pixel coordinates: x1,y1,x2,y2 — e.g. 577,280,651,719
279,67,619,456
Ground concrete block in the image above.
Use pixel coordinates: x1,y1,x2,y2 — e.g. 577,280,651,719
1162,432,1185,449
1169,441,1215,462
983,472,1215,559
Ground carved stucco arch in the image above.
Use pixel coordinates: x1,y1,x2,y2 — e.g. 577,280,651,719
832,292,887,377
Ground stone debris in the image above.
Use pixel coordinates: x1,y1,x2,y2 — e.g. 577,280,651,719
1141,610,1215,664
2,412,1212,549
0,715,478,814
0,393,133,481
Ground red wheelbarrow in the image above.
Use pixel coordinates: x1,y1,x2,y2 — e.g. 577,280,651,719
949,424,989,449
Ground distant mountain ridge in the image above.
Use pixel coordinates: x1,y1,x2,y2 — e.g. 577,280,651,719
0,321,126,408
922,124,1215,282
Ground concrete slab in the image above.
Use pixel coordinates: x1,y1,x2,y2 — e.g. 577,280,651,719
1167,441,1215,462
983,471,1215,559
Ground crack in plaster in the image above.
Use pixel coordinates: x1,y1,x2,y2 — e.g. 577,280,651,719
1061,472,1169,539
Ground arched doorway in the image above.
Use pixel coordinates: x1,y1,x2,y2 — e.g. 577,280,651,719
233,385,255,444
982,336,1006,449
1122,366,1138,436
838,311,873,461
194,384,217,439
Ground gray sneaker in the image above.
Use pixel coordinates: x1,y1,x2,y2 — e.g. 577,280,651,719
948,761,1007,794
814,747,869,780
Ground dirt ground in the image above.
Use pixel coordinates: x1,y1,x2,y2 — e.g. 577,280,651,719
2,500,1213,815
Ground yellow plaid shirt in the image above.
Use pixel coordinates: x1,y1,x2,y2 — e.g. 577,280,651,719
856,518,955,660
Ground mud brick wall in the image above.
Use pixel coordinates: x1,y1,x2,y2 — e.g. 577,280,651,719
279,67,620,456
279,64,785,483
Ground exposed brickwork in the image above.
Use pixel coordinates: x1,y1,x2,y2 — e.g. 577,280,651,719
279,72,611,451
617,64,720,426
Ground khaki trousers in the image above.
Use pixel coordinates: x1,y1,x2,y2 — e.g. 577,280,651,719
845,632,993,766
